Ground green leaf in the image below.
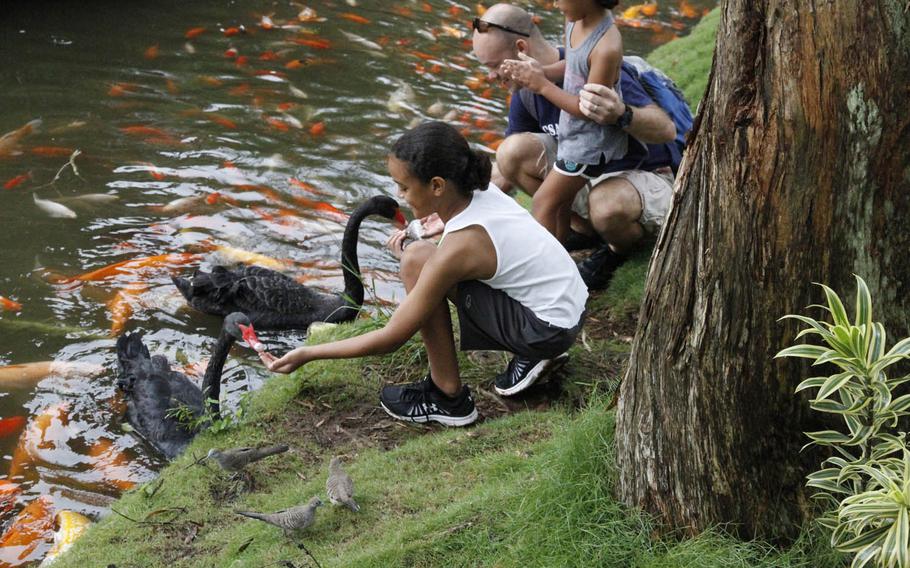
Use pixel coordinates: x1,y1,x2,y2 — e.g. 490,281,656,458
869,322,887,364
821,283,850,328
776,344,829,360
796,375,831,393
854,275,873,329
816,372,857,401
885,337,910,360
881,506,909,568
781,314,834,339
808,477,852,495
850,541,883,568
811,398,852,414
874,380,894,411
807,430,852,446
839,524,891,553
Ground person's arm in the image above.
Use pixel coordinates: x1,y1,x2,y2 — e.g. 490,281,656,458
260,231,490,373
540,59,566,83
579,83,676,143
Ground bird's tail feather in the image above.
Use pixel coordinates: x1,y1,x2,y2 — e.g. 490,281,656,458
236,511,268,522
345,499,360,513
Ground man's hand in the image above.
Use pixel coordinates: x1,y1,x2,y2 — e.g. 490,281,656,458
259,346,311,374
579,83,625,125
501,52,548,93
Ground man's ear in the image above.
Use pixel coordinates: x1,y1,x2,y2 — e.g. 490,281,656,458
515,38,529,55
430,176,446,195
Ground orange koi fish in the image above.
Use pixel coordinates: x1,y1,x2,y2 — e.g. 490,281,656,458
223,26,244,37
224,47,239,59
119,125,170,138
228,83,251,96
289,178,328,196
292,195,346,217
200,76,223,87
0,119,41,157
29,146,74,157
87,438,138,492
422,2,433,12
277,102,296,111
107,82,139,97
0,495,55,566
285,59,304,69
678,0,698,18
208,114,238,129
259,50,279,61
309,122,325,136
641,3,658,16
292,37,331,50
265,117,290,132
393,6,413,17
0,362,103,386
0,481,19,518
60,253,201,283
3,173,29,190
0,416,26,439
447,5,463,16
143,162,166,180
0,295,22,311
213,244,293,271
205,192,221,205
185,26,206,39
144,44,159,60
339,12,371,24
108,284,147,337
235,55,249,66
235,184,285,203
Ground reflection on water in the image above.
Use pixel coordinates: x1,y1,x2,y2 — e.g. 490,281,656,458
0,0,712,563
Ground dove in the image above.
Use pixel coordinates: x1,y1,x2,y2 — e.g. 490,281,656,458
237,496,322,535
326,456,360,512
206,445,289,473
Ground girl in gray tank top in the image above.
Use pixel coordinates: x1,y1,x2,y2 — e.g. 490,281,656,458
503,0,625,242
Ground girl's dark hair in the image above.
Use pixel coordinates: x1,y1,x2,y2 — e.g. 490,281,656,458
391,121,492,196
599,0,619,7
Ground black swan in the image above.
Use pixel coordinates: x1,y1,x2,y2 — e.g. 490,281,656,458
172,195,403,330
115,312,248,460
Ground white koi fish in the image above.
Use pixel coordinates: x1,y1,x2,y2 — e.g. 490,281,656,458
33,194,77,219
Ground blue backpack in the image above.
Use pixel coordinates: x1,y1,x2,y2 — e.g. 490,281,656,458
621,56,694,173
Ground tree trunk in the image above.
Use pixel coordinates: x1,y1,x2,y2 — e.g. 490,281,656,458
616,0,910,540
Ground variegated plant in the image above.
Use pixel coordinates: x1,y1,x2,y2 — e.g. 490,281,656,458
777,275,910,568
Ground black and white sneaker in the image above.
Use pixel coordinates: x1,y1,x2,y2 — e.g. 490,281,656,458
380,375,478,427
493,353,570,396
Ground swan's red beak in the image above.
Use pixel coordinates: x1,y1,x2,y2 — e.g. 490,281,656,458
238,323,266,352
393,209,407,229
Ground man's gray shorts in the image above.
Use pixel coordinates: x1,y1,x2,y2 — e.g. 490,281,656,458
456,280,583,360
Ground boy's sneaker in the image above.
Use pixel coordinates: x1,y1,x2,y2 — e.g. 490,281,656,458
493,353,570,397
380,375,478,427
577,244,628,290
563,229,602,252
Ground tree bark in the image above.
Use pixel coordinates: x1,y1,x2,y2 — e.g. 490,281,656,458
616,0,910,540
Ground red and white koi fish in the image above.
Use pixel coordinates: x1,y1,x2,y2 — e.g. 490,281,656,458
0,119,41,157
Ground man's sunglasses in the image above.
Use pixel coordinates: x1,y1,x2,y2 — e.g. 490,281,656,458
471,17,530,38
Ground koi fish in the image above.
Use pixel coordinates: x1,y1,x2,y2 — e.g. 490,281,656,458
3,173,29,190
0,481,20,518
185,26,206,39
0,296,22,312
259,15,275,30
156,195,204,214
292,195,346,218
224,47,239,59
259,50,279,61
0,416,26,439
223,26,244,37
0,118,41,157
57,193,119,206
228,83,251,96
87,438,138,492
297,7,323,22
107,82,139,97
107,284,147,337
292,37,331,50
39,511,92,566
309,122,325,136
265,117,290,131
0,495,55,566
119,125,171,138
235,55,249,67
289,84,308,99
447,5,463,16
340,30,384,52
339,12,371,24
213,244,293,270
207,114,238,129
392,6,413,17
0,362,103,386
59,253,201,283
144,44,159,60
29,146,74,157
678,0,698,18
289,178,328,196
33,194,77,219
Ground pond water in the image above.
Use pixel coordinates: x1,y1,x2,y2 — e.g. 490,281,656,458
0,0,712,563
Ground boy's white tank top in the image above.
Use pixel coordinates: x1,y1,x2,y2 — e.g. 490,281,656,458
441,184,587,329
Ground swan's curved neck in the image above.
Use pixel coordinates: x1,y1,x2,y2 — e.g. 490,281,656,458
339,202,377,309
200,330,235,419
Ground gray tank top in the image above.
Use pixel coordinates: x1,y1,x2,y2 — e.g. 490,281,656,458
556,12,627,166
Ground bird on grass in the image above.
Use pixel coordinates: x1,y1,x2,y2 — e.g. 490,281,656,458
206,445,290,473
326,456,359,512
237,496,323,536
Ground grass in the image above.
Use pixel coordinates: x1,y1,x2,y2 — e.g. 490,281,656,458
648,7,720,110
53,11,846,568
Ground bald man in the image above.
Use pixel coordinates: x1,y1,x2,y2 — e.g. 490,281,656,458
472,3,679,289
